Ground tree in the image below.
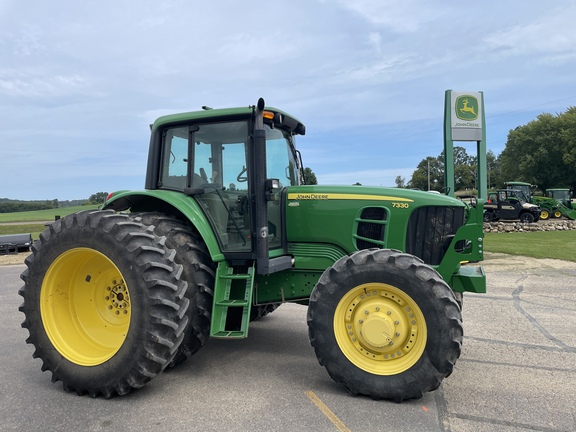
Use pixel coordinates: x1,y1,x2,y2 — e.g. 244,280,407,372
394,176,406,188
486,150,502,189
303,167,318,185
88,192,109,204
499,107,576,191
452,147,475,191
408,156,444,191
408,147,480,192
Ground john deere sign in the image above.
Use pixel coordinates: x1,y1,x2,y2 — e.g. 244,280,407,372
448,91,484,141
443,89,487,200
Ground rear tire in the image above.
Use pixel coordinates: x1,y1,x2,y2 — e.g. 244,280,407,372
19,210,189,397
133,212,215,367
307,249,462,402
540,209,549,220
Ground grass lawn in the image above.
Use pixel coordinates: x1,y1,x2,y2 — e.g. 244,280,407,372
484,230,576,262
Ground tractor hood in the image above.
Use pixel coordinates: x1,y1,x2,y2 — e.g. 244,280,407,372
286,185,465,208
284,185,474,262
522,203,540,210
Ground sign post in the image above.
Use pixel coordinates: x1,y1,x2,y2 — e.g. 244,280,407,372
443,90,487,199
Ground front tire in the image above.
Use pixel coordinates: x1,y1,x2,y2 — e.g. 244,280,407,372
307,249,462,402
520,212,535,223
19,210,189,397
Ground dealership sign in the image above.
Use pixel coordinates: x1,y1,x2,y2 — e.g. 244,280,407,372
449,91,483,141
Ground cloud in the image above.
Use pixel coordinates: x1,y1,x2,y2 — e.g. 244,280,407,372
1,0,575,200
0,70,91,100
334,0,446,33
482,4,576,59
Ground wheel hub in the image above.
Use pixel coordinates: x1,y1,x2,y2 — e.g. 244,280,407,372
360,313,393,347
106,279,130,314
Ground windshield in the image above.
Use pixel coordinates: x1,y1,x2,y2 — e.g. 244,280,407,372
549,190,570,201
508,184,531,200
501,190,527,204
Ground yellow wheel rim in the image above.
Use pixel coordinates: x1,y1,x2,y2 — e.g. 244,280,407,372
334,283,427,375
540,210,549,219
40,248,131,366
554,211,562,218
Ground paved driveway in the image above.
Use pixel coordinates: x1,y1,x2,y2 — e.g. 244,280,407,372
1,253,575,432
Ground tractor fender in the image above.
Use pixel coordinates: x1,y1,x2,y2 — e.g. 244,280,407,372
103,190,225,262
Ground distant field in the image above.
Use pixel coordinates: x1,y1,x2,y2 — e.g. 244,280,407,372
0,205,99,223
0,224,47,239
0,205,99,240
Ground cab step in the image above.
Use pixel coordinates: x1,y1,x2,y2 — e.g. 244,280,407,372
210,262,255,338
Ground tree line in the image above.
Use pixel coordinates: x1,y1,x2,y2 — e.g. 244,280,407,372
400,106,576,194
0,192,108,214
0,199,60,213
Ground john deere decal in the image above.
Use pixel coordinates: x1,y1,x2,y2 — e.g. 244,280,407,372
455,95,479,121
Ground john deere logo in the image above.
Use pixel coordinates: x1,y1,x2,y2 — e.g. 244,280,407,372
455,95,479,121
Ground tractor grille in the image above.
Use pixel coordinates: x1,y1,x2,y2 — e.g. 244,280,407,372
355,207,387,250
406,206,465,265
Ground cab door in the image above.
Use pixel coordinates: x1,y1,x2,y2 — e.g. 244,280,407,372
263,126,300,250
497,191,521,219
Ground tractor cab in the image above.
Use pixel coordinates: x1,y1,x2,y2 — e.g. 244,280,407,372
156,112,299,253
546,188,573,208
108,98,307,275
504,181,535,201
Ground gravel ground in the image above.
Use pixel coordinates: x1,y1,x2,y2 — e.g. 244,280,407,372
0,251,31,266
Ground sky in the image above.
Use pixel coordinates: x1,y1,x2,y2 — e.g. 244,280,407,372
1,0,576,201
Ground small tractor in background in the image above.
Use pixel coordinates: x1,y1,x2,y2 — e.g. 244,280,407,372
19,98,485,403
545,188,576,219
505,181,576,220
484,189,541,223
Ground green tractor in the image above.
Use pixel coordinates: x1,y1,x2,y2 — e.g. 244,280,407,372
545,188,576,220
19,98,485,402
505,182,576,220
